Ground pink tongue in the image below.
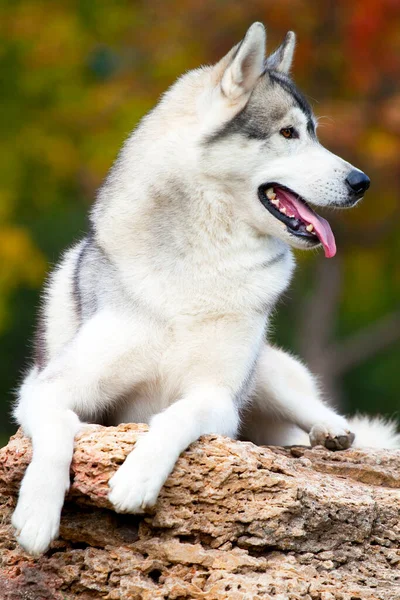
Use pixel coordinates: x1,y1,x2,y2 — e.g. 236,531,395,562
295,202,336,258
278,190,337,258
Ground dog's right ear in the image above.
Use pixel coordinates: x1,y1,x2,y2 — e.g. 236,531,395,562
264,31,296,74
220,23,266,102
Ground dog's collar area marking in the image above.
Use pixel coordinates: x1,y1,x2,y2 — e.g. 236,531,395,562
257,183,336,258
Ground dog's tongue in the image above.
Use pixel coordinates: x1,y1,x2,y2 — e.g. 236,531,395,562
278,189,337,258
295,202,336,258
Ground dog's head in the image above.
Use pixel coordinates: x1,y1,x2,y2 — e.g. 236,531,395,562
145,23,370,258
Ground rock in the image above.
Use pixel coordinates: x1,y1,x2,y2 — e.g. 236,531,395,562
0,423,399,599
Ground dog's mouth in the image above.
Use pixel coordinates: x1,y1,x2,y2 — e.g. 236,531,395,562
258,183,336,258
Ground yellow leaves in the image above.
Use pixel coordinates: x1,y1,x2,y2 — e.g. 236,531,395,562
361,129,400,168
0,189,16,222
342,248,388,319
18,126,80,180
82,129,120,185
380,93,400,134
2,1,46,40
71,78,136,128
25,12,86,70
4,1,88,68
0,226,46,291
0,226,46,334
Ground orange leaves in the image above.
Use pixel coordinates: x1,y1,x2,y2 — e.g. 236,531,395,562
361,129,400,169
1,0,399,327
343,0,400,93
316,102,366,153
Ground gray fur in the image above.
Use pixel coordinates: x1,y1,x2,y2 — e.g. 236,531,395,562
12,22,390,560
33,311,47,370
73,237,129,324
264,31,296,74
72,236,91,320
268,71,316,137
206,70,315,145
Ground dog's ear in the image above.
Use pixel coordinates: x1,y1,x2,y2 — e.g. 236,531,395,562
220,22,266,101
264,31,296,74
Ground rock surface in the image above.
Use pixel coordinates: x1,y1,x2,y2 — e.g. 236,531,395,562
0,423,399,599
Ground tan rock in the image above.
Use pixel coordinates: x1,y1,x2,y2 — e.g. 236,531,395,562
0,423,399,599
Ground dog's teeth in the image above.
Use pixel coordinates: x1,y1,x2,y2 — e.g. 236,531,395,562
266,188,276,200
288,213,295,218
280,207,287,214
306,224,314,232
271,199,279,207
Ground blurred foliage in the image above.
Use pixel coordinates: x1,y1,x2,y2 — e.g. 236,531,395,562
0,0,399,440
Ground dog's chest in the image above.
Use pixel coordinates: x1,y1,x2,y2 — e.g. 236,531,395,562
169,243,294,316
110,246,294,425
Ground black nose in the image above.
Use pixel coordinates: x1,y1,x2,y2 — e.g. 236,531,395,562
345,170,370,196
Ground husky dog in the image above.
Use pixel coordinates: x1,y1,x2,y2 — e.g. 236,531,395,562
12,23,399,556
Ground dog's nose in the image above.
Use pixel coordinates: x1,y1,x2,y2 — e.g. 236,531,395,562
345,170,370,196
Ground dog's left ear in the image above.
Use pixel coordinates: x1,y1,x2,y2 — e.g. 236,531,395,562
220,22,266,101
264,31,296,74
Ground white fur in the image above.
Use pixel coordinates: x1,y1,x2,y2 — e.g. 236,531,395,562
12,23,398,556
109,386,238,512
44,243,83,358
267,415,400,450
265,31,296,74
349,415,400,449
221,22,266,100
242,346,351,446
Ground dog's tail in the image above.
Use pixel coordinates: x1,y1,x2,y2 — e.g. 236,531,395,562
348,414,400,449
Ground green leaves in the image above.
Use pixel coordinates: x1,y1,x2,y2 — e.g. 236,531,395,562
0,1,399,438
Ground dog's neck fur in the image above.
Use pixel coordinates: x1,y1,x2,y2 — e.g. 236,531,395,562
92,169,294,322
90,78,295,319
93,125,287,258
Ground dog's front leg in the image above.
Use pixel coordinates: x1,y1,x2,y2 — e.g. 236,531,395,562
247,344,354,450
12,310,151,555
108,385,238,513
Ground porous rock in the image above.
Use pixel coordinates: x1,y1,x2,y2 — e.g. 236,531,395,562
0,423,399,599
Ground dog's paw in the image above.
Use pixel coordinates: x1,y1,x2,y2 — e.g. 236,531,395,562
108,448,170,514
12,499,61,556
12,463,68,555
309,422,355,451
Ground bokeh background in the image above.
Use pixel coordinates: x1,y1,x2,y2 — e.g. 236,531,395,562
1,0,399,445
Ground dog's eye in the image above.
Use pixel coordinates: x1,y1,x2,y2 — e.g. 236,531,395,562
280,127,297,139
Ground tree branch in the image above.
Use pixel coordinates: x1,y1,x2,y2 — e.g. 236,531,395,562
327,310,400,376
